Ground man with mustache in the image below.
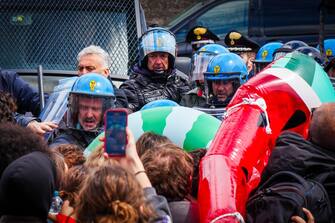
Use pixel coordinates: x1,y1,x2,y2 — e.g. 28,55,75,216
50,73,115,150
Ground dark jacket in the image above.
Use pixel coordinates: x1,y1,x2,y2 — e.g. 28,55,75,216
107,76,128,108
0,69,44,116
180,87,207,108
261,131,335,216
168,199,199,223
143,187,172,222
120,64,190,112
0,151,56,222
50,128,101,150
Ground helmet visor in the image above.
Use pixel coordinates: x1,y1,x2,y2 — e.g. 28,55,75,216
253,62,269,74
66,94,115,131
191,51,217,81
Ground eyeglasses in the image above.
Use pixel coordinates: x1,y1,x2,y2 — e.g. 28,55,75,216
77,65,96,72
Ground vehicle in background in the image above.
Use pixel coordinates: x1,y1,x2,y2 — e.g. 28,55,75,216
0,0,147,93
168,0,335,57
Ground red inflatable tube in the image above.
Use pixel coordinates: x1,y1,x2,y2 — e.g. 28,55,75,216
198,71,312,222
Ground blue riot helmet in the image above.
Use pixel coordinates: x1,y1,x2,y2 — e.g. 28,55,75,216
318,39,335,73
67,73,115,131
141,99,179,111
324,39,335,59
253,42,283,74
204,53,248,108
295,46,323,65
191,44,229,85
317,39,335,59
138,27,176,72
273,40,308,61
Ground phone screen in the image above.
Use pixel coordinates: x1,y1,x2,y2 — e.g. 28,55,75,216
104,109,127,156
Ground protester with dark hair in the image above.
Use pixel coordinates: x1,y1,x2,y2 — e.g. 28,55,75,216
56,128,172,223
249,103,335,222
0,123,49,177
0,69,58,135
188,148,207,199
136,132,172,157
0,92,17,123
0,151,57,223
141,144,199,223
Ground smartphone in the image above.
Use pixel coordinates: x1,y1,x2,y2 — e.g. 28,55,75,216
104,108,128,157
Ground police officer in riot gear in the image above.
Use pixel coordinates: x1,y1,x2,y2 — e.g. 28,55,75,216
204,53,248,108
273,40,308,61
252,42,283,75
50,73,115,149
180,44,229,108
120,27,190,112
295,46,324,66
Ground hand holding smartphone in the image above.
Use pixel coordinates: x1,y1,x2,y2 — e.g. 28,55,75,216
104,108,128,157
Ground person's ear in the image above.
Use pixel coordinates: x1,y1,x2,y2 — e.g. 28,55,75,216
102,69,109,77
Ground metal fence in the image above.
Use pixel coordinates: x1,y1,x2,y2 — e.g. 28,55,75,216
0,0,141,77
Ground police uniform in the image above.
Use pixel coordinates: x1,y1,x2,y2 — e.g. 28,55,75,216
186,26,220,51
224,30,260,53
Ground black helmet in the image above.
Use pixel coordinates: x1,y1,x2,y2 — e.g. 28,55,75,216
273,40,308,60
295,46,323,65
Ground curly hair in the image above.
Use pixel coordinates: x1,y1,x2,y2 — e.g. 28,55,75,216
54,144,86,168
85,145,118,169
188,148,207,199
0,123,48,177
141,144,194,201
59,165,89,207
136,132,172,157
0,92,17,123
76,164,155,223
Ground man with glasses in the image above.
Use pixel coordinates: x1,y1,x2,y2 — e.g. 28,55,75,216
77,45,128,108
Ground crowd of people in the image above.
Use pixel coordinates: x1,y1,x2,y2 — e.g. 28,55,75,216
0,24,335,223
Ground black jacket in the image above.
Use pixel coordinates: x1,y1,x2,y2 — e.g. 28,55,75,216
261,131,335,215
0,69,44,116
107,76,128,108
120,64,190,112
50,128,101,150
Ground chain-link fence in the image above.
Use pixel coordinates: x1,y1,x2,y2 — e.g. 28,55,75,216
0,0,141,77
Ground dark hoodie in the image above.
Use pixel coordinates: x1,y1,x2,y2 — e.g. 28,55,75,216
0,151,56,223
260,131,335,216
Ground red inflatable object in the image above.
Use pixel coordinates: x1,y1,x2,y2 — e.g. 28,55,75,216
198,68,321,222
